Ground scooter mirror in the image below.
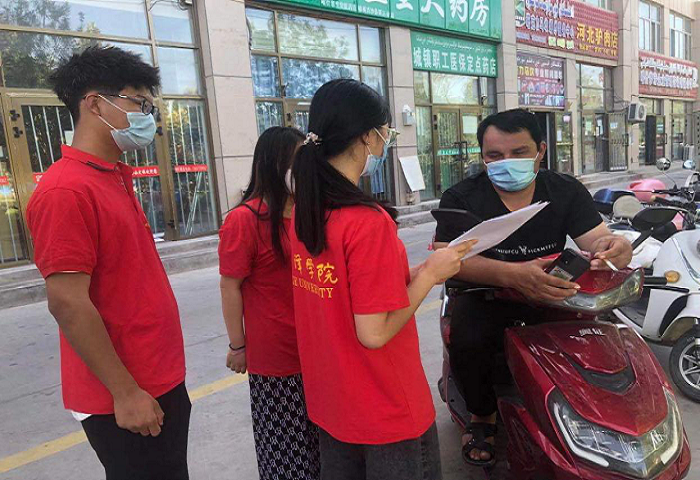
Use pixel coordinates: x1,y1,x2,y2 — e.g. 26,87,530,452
683,159,696,170
656,157,672,172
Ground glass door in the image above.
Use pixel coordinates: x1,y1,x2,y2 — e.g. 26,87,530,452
595,114,607,172
607,112,628,171
434,108,462,194
672,116,687,160
4,96,74,225
416,106,436,200
0,103,29,265
656,116,666,160
460,111,481,176
4,94,180,249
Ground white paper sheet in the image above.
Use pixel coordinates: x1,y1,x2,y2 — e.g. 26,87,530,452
448,202,550,259
398,155,426,192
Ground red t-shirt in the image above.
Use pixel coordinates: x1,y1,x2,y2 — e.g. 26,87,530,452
290,205,435,444
26,146,186,414
219,199,300,376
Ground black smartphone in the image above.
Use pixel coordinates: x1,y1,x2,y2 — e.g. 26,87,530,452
545,249,591,282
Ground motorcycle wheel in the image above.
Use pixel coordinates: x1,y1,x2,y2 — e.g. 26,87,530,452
670,332,700,402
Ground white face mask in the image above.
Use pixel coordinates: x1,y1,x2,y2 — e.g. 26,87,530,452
285,169,294,195
97,95,156,152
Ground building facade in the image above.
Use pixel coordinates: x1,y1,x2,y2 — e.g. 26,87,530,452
0,0,699,268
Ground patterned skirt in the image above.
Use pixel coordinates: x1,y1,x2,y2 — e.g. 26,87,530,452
249,373,320,480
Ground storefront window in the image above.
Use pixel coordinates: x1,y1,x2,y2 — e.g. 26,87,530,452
432,73,479,105
246,8,276,52
277,14,359,61
362,66,386,97
359,27,383,63
251,55,281,97
255,102,284,135
0,0,149,38
247,9,388,127
157,47,202,95
0,31,152,88
164,100,218,237
151,1,194,44
282,59,359,98
414,71,430,103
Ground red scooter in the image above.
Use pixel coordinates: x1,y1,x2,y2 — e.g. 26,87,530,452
433,209,691,480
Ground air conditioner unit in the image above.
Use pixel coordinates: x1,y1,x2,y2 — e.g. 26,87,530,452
627,103,647,123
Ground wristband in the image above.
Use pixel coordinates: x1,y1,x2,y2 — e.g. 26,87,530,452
229,343,246,352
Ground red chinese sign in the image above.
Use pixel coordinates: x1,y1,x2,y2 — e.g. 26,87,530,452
132,164,208,178
515,0,619,61
639,51,699,99
0,175,9,186
133,166,160,178
174,164,208,174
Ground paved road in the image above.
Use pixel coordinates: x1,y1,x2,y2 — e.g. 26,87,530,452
2,171,700,479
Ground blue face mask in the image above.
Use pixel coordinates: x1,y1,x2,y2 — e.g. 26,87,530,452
98,95,156,152
486,154,540,192
362,128,390,177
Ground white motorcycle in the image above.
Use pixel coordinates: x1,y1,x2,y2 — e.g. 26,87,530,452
604,160,700,401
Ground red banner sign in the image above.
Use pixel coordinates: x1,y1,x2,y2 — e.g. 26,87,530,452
515,0,619,61
639,51,699,99
0,175,9,186
174,164,208,174
133,166,160,178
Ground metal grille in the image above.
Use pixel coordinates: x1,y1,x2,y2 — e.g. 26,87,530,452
21,105,74,172
608,112,628,172
164,100,218,237
122,144,166,238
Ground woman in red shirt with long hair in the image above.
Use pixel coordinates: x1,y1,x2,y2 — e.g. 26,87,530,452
219,126,320,480
290,79,474,479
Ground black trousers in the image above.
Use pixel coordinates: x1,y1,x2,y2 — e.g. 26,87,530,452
318,423,442,480
448,293,544,417
82,382,191,480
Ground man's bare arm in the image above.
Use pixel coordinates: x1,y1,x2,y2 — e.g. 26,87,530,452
46,273,164,436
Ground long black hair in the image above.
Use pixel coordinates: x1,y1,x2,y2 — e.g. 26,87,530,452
293,79,397,256
241,126,304,261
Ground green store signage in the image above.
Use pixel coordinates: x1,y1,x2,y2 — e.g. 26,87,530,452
268,0,502,40
411,31,497,76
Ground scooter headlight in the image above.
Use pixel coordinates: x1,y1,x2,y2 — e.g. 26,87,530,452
556,269,643,314
549,389,682,479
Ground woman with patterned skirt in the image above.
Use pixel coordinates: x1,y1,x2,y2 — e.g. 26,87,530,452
219,126,320,480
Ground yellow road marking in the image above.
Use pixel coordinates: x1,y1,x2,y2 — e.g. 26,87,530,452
0,374,248,474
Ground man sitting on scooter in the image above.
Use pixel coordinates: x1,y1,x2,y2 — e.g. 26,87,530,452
433,108,633,468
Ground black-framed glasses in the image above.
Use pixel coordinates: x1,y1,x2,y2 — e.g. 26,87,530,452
99,93,158,116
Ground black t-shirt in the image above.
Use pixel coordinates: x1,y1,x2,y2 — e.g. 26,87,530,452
434,170,602,262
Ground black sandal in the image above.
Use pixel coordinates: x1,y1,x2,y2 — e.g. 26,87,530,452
461,422,497,468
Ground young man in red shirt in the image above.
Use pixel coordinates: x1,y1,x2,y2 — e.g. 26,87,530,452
26,46,189,479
